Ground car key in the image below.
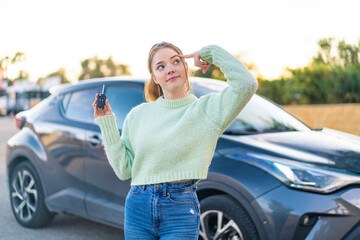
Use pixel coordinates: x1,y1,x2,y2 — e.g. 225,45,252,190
97,84,107,109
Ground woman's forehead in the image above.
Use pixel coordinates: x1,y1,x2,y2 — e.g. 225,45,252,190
153,48,179,61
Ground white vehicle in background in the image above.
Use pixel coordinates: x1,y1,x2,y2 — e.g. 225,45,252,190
7,85,49,114
5,78,56,114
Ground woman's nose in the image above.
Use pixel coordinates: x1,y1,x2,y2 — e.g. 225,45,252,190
167,66,175,74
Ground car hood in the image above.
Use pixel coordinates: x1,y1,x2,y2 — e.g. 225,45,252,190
218,128,360,174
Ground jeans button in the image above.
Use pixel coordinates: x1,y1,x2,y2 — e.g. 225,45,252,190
155,184,159,188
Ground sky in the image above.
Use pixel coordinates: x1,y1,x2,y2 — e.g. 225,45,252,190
1,0,360,82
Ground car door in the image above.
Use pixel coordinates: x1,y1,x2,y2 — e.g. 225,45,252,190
43,88,100,217
84,83,145,227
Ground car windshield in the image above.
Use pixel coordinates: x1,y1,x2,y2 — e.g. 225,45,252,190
191,79,310,135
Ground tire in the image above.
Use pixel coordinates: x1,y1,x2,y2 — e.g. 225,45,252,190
199,194,259,240
9,161,54,228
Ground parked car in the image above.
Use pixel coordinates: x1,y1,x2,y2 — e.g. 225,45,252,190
6,76,360,240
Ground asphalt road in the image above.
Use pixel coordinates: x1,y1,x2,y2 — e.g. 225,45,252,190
0,115,124,239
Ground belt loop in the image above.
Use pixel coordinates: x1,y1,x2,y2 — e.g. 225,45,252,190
192,180,197,191
163,183,167,197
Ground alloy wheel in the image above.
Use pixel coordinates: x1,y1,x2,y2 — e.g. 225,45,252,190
199,210,244,240
11,169,38,222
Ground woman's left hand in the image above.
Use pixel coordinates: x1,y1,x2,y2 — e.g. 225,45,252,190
179,51,211,74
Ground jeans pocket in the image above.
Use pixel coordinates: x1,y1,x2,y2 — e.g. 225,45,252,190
129,185,142,194
167,190,196,205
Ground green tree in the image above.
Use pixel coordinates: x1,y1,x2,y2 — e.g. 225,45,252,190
313,38,336,65
0,52,25,68
191,64,226,80
337,39,359,66
0,52,26,86
38,67,70,86
14,70,30,81
79,56,131,80
258,38,360,104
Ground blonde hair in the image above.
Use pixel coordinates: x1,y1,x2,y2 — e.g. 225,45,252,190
145,42,190,102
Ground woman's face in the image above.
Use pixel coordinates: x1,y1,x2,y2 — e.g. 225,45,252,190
151,47,188,97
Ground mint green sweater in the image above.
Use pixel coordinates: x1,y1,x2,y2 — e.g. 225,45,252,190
95,45,258,186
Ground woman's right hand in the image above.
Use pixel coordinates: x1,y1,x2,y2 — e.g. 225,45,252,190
92,93,113,118
179,50,211,74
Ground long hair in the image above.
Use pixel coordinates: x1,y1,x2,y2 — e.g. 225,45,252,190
145,42,190,102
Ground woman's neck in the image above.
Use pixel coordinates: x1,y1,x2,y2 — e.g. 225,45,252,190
163,90,190,100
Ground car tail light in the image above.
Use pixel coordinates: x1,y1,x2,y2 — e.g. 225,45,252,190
15,114,26,130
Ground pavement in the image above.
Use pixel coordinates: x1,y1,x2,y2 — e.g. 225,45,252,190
0,115,124,239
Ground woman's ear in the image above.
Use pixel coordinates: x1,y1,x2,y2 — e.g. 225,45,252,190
152,74,158,84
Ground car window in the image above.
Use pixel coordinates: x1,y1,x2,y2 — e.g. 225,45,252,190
62,86,145,127
228,95,310,134
64,88,99,124
106,87,145,128
61,93,71,112
191,80,310,135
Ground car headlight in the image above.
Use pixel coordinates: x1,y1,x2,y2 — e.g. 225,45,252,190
229,152,360,193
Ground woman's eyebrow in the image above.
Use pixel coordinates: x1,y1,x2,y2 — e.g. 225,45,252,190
155,55,179,65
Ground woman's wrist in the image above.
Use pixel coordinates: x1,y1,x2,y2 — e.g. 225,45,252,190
199,45,217,65
95,112,114,120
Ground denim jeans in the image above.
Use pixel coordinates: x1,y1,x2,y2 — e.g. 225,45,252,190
124,179,201,239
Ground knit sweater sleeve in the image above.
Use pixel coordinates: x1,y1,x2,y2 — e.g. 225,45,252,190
95,113,134,180
199,45,258,133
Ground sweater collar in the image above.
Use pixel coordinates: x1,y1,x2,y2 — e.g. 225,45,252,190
156,93,197,108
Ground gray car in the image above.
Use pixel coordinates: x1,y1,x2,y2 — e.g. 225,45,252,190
6,76,360,240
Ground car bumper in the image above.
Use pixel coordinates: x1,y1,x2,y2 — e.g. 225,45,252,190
252,185,360,240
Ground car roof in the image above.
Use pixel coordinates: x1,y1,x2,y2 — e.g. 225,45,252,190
49,76,227,95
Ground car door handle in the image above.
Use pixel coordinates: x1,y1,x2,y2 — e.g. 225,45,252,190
87,135,102,146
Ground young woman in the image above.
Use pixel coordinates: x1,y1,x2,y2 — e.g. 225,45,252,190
92,42,258,239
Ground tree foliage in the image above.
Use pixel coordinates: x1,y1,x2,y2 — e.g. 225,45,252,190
0,52,26,86
38,68,70,86
258,38,360,104
79,56,131,80
14,70,30,81
191,64,226,81
0,52,25,68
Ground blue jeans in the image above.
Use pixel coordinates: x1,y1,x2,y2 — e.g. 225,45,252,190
124,179,200,239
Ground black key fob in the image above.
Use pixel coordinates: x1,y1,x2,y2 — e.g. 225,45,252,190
97,84,106,109
97,93,106,109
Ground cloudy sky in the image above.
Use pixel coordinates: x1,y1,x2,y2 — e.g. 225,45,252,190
2,0,359,82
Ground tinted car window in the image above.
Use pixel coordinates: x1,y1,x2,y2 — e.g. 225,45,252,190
191,80,310,134
106,87,145,128
61,93,71,112
64,88,99,124
229,95,310,134
62,86,145,127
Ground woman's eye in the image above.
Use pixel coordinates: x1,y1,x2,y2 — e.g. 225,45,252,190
157,65,164,70
174,59,180,64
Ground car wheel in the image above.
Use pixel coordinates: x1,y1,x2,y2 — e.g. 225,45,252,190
9,161,54,228
199,194,259,240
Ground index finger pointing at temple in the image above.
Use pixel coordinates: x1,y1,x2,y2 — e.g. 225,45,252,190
178,53,194,58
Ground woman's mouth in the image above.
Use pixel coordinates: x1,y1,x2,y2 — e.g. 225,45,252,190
167,76,179,82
